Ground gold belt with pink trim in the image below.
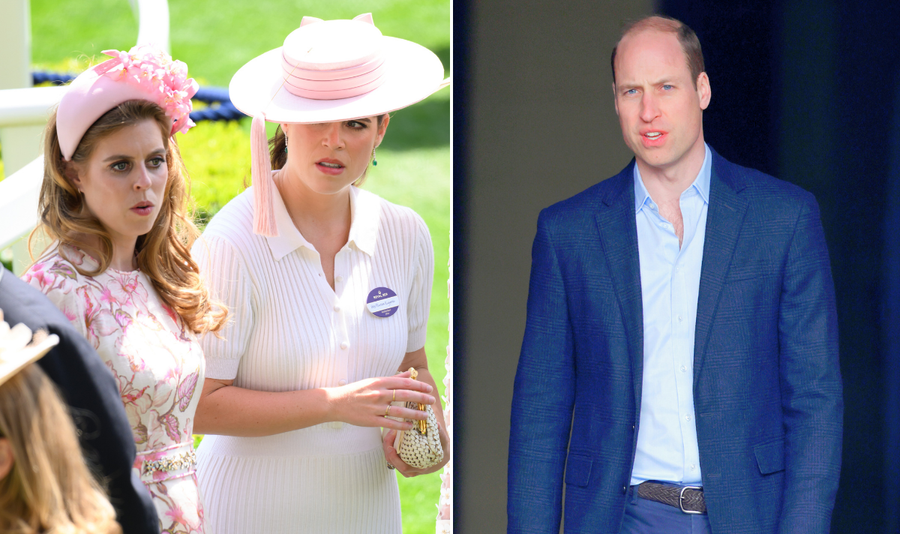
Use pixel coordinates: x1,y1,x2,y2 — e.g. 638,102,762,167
135,442,196,483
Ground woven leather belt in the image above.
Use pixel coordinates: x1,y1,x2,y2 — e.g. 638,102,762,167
637,482,706,514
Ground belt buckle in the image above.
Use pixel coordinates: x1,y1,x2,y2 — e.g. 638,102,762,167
678,485,703,515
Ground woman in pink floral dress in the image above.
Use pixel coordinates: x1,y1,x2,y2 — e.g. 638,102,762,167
22,46,226,534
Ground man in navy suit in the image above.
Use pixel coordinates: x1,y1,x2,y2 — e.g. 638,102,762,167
508,15,842,534
0,267,159,533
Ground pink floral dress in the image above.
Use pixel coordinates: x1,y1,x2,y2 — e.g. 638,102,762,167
23,245,205,534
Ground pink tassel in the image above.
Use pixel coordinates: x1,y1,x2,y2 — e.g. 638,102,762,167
251,114,278,237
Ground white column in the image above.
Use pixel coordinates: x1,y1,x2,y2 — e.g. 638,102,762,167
0,0,43,275
0,0,43,178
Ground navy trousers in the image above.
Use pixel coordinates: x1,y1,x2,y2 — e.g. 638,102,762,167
620,486,712,534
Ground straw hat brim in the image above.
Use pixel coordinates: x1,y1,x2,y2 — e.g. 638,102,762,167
229,36,446,124
0,332,59,388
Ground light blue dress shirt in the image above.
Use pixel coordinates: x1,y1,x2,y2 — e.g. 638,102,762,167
630,144,711,486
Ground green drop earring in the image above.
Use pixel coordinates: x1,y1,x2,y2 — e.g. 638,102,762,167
372,147,377,166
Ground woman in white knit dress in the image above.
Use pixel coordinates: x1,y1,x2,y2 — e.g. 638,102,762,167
191,14,450,533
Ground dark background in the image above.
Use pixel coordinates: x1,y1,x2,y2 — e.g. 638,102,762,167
454,0,900,532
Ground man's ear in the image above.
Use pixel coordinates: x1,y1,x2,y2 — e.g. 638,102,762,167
612,83,619,116
697,72,711,111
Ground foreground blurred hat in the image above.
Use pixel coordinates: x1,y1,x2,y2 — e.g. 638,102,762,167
56,45,199,161
228,13,450,236
0,310,59,388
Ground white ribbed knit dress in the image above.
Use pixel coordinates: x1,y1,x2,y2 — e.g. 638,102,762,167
192,185,433,534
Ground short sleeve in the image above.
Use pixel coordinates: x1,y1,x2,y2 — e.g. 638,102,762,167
405,214,434,353
193,235,254,380
21,257,88,340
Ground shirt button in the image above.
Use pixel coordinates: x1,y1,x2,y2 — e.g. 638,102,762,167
690,464,697,470
334,304,341,312
340,341,349,350
684,414,691,421
677,315,683,322
681,365,687,372
335,276,343,283
338,379,347,386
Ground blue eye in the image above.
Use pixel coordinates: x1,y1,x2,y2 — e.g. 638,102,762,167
624,89,637,96
662,84,674,91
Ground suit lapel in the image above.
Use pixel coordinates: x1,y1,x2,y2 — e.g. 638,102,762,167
594,164,644,407
693,153,750,381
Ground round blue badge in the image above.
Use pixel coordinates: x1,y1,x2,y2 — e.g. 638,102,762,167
366,287,399,318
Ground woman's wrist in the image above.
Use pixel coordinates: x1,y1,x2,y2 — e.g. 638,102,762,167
321,385,343,424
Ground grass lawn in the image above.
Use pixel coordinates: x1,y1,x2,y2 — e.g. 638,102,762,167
29,1,450,532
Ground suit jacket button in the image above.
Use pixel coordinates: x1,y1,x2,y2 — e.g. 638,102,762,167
622,485,627,494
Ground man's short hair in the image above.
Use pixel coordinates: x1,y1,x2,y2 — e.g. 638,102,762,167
610,15,705,88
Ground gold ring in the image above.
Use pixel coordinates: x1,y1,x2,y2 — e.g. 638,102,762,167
392,390,396,402
384,405,391,417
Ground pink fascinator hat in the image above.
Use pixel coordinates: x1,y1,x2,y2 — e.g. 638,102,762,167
56,45,199,161
228,13,450,237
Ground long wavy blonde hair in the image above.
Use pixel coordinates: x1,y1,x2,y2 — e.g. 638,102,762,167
0,364,121,534
32,100,227,335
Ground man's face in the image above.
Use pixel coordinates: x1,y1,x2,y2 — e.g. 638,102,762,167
613,29,711,177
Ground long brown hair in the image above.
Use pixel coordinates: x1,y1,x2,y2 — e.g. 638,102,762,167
32,100,226,334
0,364,121,534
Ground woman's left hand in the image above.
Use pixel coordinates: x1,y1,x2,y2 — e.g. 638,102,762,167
382,420,450,477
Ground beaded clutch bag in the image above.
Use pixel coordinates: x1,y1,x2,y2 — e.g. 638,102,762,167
394,368,443,469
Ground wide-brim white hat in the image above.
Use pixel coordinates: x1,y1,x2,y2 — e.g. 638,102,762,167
229,13,449,237
229,16,447,123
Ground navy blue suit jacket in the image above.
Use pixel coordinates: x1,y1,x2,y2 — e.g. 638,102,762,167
508,150,842,534
0,268,159,534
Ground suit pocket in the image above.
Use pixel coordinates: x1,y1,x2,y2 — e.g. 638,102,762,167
726,268,771,283
754,438,785,475
564,454,592,487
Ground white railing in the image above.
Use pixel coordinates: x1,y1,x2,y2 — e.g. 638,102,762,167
0,156,44,252
0,0,169,274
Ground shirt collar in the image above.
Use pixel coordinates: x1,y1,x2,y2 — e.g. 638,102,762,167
264,184,379,261
633,143,712,213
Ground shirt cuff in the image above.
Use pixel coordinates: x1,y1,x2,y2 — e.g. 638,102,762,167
406,328,427,354
204,357,241,381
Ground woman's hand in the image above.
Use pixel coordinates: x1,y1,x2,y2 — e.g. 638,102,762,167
327,370,435,431
381,418,450,477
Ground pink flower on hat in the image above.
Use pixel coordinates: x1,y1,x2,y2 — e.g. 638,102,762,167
99,45,199,135
57,46,201,159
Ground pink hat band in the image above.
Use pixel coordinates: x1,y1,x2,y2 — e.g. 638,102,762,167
280,52,387,100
